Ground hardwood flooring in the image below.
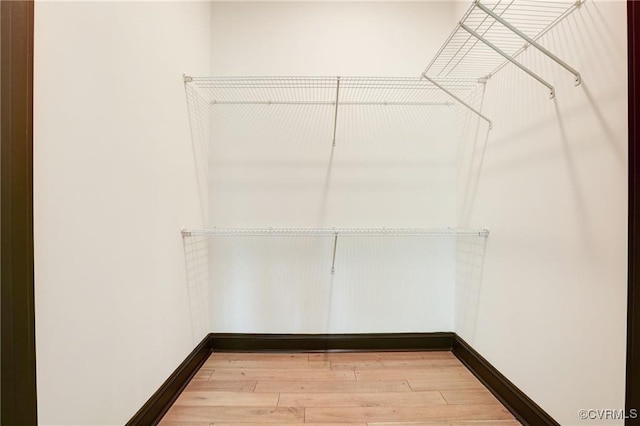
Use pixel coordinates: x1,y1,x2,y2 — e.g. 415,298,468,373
159,351,520,425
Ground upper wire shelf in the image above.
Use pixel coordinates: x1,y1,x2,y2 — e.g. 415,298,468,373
423,0,583,98
181,227,490,237
184,75,492,136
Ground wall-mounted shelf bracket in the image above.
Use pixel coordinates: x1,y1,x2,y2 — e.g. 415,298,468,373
421,74,493,129
331,232,338,274
332,76,341,147
473,1,581,86
459,22,555,99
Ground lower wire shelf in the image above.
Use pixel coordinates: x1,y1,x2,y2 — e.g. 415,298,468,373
181,227,489,237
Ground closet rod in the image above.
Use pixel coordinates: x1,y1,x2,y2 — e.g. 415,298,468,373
474,0,581,86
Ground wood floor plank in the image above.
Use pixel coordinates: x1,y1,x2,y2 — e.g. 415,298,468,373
254,380,412,393
185,380,257,392
330,361,386,370
449,421,521,425
408,377,485,392
204,359,330,369
305,404,514,423
212,424,366,426
173,391,279,407
158,421,211,426
369,422,521,426
364,420,522,426
209,353,309,362
355,366,476,382
367,423,450,426
161,406,304,423
192,368,215,381
440,389,500,405
367,420,522,426
209,368,355,382
278,391,446,407
309,351,454,362
380,358,461,368
332,359,460,370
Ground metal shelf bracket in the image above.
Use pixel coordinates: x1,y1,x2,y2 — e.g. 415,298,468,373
331,232,338,274
459,22,556,99
332,76,341,147
421,74,493,129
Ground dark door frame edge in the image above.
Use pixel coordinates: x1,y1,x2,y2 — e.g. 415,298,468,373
0,1,38,425
628,1,640,425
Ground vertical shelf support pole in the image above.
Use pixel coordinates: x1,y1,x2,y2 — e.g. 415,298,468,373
331,232,339,274
474,1,581,86
332,76,341,147
421,74,493,129
459,22,556,98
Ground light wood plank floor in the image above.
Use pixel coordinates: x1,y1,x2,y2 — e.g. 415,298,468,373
159,351,521,425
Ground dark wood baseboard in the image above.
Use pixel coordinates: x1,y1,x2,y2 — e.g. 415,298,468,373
452,335,559,426
126,334,212,426
128,332,558,425
209,332,455,352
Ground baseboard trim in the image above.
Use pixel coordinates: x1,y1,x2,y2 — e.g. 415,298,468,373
125,333,211,426
209,332,455,352
452,335,559,426
128,332,558,426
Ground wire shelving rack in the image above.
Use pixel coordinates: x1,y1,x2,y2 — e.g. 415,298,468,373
423,0,583,99
182,0,584,244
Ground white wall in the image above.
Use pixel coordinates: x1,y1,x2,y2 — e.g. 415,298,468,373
210,2,455,76
34,2,211,425
207,1,459,228
201,2,461,333
33,0,628,424
455,1,628,424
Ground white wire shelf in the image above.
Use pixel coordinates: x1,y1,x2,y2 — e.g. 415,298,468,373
184,75,492,137
185,76,477,106
181,227,490,237
423,0,583,98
